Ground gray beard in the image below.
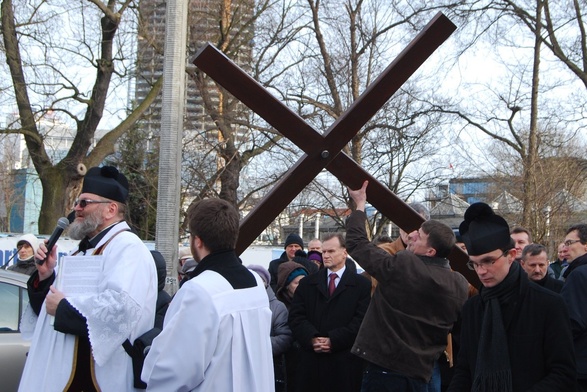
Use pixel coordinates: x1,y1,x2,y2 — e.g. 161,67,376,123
68,211,102,240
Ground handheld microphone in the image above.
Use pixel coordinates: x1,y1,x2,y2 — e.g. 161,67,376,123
36,217,70,265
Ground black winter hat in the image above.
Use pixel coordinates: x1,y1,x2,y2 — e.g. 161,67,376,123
81,166,129,204
284,233,304,249
459,202,511,256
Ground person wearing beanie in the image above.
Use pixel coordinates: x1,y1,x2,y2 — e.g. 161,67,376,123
248,264,293,392
284,232,304,251
177,245,191,268
248,264,271,287
268,233,318,292
307,250,323,269
7,234,40,275
447,202,576,391
20,166,158,391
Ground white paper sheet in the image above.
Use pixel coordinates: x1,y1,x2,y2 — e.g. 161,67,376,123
55,255,104,296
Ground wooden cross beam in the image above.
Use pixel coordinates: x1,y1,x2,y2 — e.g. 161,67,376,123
193,12,478,285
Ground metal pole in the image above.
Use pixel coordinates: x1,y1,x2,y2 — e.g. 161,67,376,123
156,0,189,295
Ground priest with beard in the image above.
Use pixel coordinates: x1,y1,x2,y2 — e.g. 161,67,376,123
19,166,158,392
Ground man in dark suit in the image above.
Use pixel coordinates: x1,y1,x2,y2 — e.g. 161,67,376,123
288,233,371,392
561,224,587,391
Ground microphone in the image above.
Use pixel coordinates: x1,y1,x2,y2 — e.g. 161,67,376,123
36,217,70,265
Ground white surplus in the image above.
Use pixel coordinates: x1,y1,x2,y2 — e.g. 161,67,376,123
19,221,158,392
142,269,274,391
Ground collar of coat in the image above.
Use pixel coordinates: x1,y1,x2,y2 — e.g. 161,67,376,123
563,252,587,279
417,255,451,269
187,249,257,290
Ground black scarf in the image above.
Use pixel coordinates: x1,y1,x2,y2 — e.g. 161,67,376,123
472,261,522,392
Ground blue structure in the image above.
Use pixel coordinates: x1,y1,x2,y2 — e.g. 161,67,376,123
9,168,41,234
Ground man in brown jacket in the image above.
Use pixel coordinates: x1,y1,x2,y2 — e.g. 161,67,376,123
346,181,469,391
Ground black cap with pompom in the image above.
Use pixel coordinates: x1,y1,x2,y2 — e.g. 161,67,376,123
459,202,511,256
81,166,129,204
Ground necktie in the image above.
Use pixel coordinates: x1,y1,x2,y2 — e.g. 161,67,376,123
328,273,337,296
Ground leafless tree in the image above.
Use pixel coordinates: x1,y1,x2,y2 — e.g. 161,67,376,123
1,0,162,233
265,0,460,236
433,0,587,244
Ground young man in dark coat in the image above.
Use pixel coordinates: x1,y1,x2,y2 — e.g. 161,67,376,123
288,233,371,392
448,202,576,392
346,181,469,391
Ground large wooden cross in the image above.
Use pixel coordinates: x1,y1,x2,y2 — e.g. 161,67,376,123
193,12,478,285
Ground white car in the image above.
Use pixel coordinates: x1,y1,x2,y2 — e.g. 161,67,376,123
0,269,30,392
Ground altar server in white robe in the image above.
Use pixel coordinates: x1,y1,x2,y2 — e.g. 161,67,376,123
19,166,157,392
142,198,274,392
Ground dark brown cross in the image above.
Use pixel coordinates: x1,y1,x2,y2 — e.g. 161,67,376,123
193,12,478,285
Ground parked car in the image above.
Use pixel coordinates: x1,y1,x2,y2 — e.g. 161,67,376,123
0,269,30,392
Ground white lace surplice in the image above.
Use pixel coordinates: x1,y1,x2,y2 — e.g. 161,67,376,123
68,288,142,366
18,222,157,392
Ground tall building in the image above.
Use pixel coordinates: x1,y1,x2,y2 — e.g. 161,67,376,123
134,0,254,153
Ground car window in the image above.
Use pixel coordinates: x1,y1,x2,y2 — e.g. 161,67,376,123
0,281,28,332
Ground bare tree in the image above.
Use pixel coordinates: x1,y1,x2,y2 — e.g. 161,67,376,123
484,0,587,89
265,0,460,237
182,0,305,209
1,0,162,233
434,0,587,244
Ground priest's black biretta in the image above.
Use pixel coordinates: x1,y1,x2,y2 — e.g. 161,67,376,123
459,202,511,256
81,166,129,204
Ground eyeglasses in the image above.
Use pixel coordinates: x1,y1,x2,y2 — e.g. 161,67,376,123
466,250,509,271
564,239,582,247
74,199,111,208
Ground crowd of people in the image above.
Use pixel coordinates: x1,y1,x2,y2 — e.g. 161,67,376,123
9,170,587,391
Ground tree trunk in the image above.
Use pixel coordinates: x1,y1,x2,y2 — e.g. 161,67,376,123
522,0,543,229
219,144,241,206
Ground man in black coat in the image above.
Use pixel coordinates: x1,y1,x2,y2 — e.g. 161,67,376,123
561,224,587,391
520,243,564,293
448,203,576,391
289,233,371,392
